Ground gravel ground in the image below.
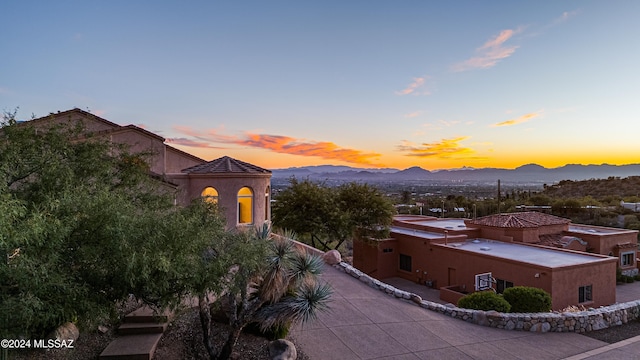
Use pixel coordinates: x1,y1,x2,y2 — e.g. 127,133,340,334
581,318,640,343
154,308,310,360
9,307,309,360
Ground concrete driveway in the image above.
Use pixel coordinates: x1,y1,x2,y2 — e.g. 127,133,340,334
291,264,640,359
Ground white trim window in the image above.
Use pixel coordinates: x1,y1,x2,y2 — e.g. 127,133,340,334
621,251,635,267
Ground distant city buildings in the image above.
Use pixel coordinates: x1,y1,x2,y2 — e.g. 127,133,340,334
621,201,640,212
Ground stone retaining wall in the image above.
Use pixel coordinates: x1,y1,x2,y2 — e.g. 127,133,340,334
335,261,640,333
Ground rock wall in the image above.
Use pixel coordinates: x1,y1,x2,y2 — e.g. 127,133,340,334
335,262,640,333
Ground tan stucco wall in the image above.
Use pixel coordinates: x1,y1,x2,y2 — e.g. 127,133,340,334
170,173,271,230
109,130,166,175
165,147,203,173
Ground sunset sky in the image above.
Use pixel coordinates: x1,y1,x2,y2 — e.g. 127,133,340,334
2,1,640,170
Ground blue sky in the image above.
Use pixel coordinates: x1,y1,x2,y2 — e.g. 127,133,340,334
2,1,640,170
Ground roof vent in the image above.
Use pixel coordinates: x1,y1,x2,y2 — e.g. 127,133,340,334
472,240,481,244
445,226,454,229
480,246,491,251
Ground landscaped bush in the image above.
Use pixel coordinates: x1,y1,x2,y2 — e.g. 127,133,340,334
634,274,640,281
625,275,635,283
457,291,511,312
502,286,552,313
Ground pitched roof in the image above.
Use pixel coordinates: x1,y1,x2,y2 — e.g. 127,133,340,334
30,108,122,129
182,156,271,174
467,212,570,228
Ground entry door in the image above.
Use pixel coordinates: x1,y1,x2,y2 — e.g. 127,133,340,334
448,268,457,286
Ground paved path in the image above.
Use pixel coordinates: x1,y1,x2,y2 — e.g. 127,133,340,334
291,265,640,359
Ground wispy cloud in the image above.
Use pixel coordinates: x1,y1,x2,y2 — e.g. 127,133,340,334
396,77,430,95
397,136,477,158
171,126,382,165
553,10,579,25
491,111,542,127
167,137,227,149
404,110,424,118
451,28,523,72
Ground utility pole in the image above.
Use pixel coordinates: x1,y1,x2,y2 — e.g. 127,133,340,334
497,179,501,214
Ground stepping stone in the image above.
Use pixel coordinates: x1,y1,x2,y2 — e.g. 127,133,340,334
99,333,162,360
117,322,168,335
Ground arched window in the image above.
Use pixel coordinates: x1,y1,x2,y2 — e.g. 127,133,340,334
265,186,271,221
201,187,219,204
238,187,253,224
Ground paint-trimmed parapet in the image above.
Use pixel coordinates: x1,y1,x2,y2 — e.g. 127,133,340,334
334,261,640,333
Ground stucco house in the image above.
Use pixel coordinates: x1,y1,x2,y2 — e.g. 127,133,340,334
28,109,271,230
354,212,638,310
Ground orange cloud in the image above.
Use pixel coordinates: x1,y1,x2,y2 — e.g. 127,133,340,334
171,126,382,165
398,137,476,158
451,28,522,72
492,112,541,127
166,137,227,149
396,77,429,95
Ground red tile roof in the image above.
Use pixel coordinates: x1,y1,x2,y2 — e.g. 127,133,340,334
537,234,587,248
467,212,570,228
182,156,271,174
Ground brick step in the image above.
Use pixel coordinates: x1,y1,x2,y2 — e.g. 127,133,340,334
99,333,163,360
117,321,168,335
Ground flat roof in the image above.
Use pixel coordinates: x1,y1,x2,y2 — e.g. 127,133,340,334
436,239,612,268
391,226,445,240
409,219,470,230
568,224,637,235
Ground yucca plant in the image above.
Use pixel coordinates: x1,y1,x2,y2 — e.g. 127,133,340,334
198,225,332,360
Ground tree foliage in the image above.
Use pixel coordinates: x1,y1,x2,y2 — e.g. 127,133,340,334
502,286,551,313
0,111,226,338
457,291,511,312
271,178,395,250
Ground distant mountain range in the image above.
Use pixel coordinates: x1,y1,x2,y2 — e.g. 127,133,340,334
272,163,640,184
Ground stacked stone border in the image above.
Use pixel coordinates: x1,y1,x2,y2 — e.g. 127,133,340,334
334,261,640,333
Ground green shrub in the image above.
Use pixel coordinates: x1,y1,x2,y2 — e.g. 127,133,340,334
625,275,635,283
634,274,640,281
502,286,552,313
457,291,511,312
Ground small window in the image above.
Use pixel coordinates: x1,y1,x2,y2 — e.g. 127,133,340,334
579,285,592,303
238,187,253,224
621,251,635,267
265,186,270,221
399,254,412,272
496,279,514,294
201,187,218,204
382,248,393,253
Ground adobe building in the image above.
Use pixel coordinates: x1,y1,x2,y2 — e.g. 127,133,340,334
27,109,271,230
353,212,638,310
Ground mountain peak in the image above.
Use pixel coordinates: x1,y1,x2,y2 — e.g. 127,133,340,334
398,166,431,174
